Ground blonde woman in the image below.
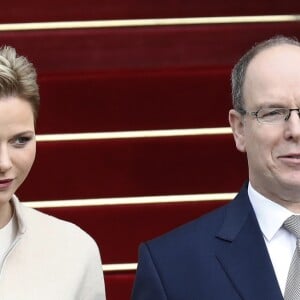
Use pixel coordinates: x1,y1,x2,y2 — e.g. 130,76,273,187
0,46,106,299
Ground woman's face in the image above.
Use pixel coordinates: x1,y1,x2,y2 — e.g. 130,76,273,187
0,96,36,218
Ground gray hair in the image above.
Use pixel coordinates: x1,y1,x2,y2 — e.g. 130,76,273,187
231,35,300,114
0,46,39,120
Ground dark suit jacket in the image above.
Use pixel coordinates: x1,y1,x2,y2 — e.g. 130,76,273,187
131,183,284,300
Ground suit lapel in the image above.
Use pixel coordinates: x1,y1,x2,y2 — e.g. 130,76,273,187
215,184,283,300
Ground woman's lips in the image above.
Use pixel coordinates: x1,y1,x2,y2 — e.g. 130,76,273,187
0,179,13,189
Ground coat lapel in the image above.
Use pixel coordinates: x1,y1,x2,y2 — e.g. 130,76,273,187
215,184,283,300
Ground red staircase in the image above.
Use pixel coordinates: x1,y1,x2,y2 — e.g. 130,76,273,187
1,2,300,299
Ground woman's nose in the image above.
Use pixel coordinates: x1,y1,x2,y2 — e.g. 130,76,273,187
0,146,12,173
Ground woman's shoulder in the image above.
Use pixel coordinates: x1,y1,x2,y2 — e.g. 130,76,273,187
21,203,99,254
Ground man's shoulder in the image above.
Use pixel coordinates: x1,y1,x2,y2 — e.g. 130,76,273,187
145,184,250,258
147,201,229,252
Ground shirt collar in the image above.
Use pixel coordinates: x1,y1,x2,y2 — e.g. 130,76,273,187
248,182,293,242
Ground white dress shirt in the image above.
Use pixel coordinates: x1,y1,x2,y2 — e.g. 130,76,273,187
248,183,296,295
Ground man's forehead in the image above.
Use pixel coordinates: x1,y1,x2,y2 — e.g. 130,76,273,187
243,44,300,87
248,43,300,70
242,43,300,107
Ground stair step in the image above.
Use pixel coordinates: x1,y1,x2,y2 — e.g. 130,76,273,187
37,68,231,133
2,22,300,74
19,135,246,201
38,200,229,263
1,1,299,23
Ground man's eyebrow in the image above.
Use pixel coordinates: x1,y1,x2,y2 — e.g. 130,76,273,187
262,103,288,108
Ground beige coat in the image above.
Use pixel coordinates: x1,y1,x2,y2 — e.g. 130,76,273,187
0,195,106,300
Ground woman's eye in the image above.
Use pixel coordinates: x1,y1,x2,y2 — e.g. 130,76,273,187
13,136,32,147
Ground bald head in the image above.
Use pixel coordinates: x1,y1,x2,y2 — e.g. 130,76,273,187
231,36,300,114
243,44,300,110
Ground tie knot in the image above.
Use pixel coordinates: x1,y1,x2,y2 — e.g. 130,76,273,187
284,215,300,239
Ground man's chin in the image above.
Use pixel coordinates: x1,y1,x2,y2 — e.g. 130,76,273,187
278,179,300,195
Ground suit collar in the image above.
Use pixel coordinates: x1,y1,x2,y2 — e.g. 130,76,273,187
215,182,283,300
216,182,252,242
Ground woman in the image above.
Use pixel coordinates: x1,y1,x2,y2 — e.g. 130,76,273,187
0,46,106,299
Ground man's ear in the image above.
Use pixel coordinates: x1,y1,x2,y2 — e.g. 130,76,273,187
229,109,246,153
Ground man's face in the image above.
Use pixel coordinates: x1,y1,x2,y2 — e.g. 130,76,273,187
229,44,300,210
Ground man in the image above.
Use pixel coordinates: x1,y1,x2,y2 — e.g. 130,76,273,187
131,36,300,299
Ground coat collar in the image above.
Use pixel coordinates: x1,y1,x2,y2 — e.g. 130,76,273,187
215,182,283,300
11,195,26,235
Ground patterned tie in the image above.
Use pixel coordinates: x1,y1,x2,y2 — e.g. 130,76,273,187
284,215,300,300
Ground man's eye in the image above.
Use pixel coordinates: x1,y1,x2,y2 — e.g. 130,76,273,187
261,109,285,117
269,109,284,115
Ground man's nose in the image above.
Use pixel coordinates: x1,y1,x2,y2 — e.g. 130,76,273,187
284,110,300,141
0,145,12,173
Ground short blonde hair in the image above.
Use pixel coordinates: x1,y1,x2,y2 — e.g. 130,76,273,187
0,46,39,120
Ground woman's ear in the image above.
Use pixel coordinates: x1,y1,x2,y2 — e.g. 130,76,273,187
229,109,246,153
